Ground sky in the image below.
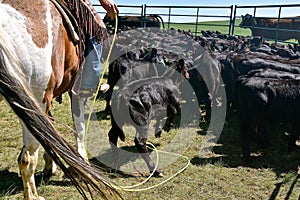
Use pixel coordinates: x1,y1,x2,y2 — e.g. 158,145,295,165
92,0,300,22
92,0,300,6
113,0,299,6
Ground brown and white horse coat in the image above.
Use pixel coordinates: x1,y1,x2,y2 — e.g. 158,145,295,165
0,0,98,199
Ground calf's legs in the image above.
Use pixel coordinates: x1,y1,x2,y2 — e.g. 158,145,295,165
134,137,163,177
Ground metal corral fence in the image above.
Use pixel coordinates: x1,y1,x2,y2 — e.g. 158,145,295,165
94,3,300,43
94,4,234,35
232,4,300,43
143,5,234,35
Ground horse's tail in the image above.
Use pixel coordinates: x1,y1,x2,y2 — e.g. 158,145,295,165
0,35,120,200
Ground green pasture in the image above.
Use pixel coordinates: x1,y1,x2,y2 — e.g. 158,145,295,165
166,18,251,36
166,18,298,44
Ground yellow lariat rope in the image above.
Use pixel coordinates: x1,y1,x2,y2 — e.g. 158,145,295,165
85,15,118,135
112,143,190,192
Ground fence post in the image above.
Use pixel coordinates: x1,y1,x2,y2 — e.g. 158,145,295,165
276,6,282,44
195,7,200,36
228,5,233,35
168,6,171,29
143,4,146,28
232,5,237,35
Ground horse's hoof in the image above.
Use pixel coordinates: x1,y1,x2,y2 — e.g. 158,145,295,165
43,168,60,180
29,195,45,200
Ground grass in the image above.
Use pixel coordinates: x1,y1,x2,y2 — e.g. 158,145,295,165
166,18,251,36
166,19,298,44
0,90,299,200
0,19,299,200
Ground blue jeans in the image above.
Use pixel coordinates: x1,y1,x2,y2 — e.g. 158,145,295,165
80,38,102,89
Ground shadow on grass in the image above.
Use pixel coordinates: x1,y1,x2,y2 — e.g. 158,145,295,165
268,173,299,200
0,170,22,196
90,143,160,178
89,145,140,178
82,110,110,122
95,110,110,120
192,111,299,168
0,169,75,198
191,110,300,200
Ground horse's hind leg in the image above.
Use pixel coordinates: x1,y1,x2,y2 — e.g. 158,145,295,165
18,124,44,200
43,152,58,178
42,93,58,178
42,92,58,178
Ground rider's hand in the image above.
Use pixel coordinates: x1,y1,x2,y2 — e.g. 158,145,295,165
99,0,119,19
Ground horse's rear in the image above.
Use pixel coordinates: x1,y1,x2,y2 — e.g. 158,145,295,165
44,0,79,112
0,1,116,199
43,0,81,178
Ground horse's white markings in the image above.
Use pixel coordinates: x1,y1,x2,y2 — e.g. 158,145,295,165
0,2,52,199
0,3,52,97
0,1,119,199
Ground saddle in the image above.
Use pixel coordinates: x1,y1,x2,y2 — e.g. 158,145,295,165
50,0,79,43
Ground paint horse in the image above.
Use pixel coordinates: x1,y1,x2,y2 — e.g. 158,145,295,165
0,1,117,199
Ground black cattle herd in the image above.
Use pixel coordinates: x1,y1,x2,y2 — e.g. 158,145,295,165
98,22,300,175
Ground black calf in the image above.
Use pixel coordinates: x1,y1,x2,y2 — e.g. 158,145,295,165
108,72,181,176
104,48,188,114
